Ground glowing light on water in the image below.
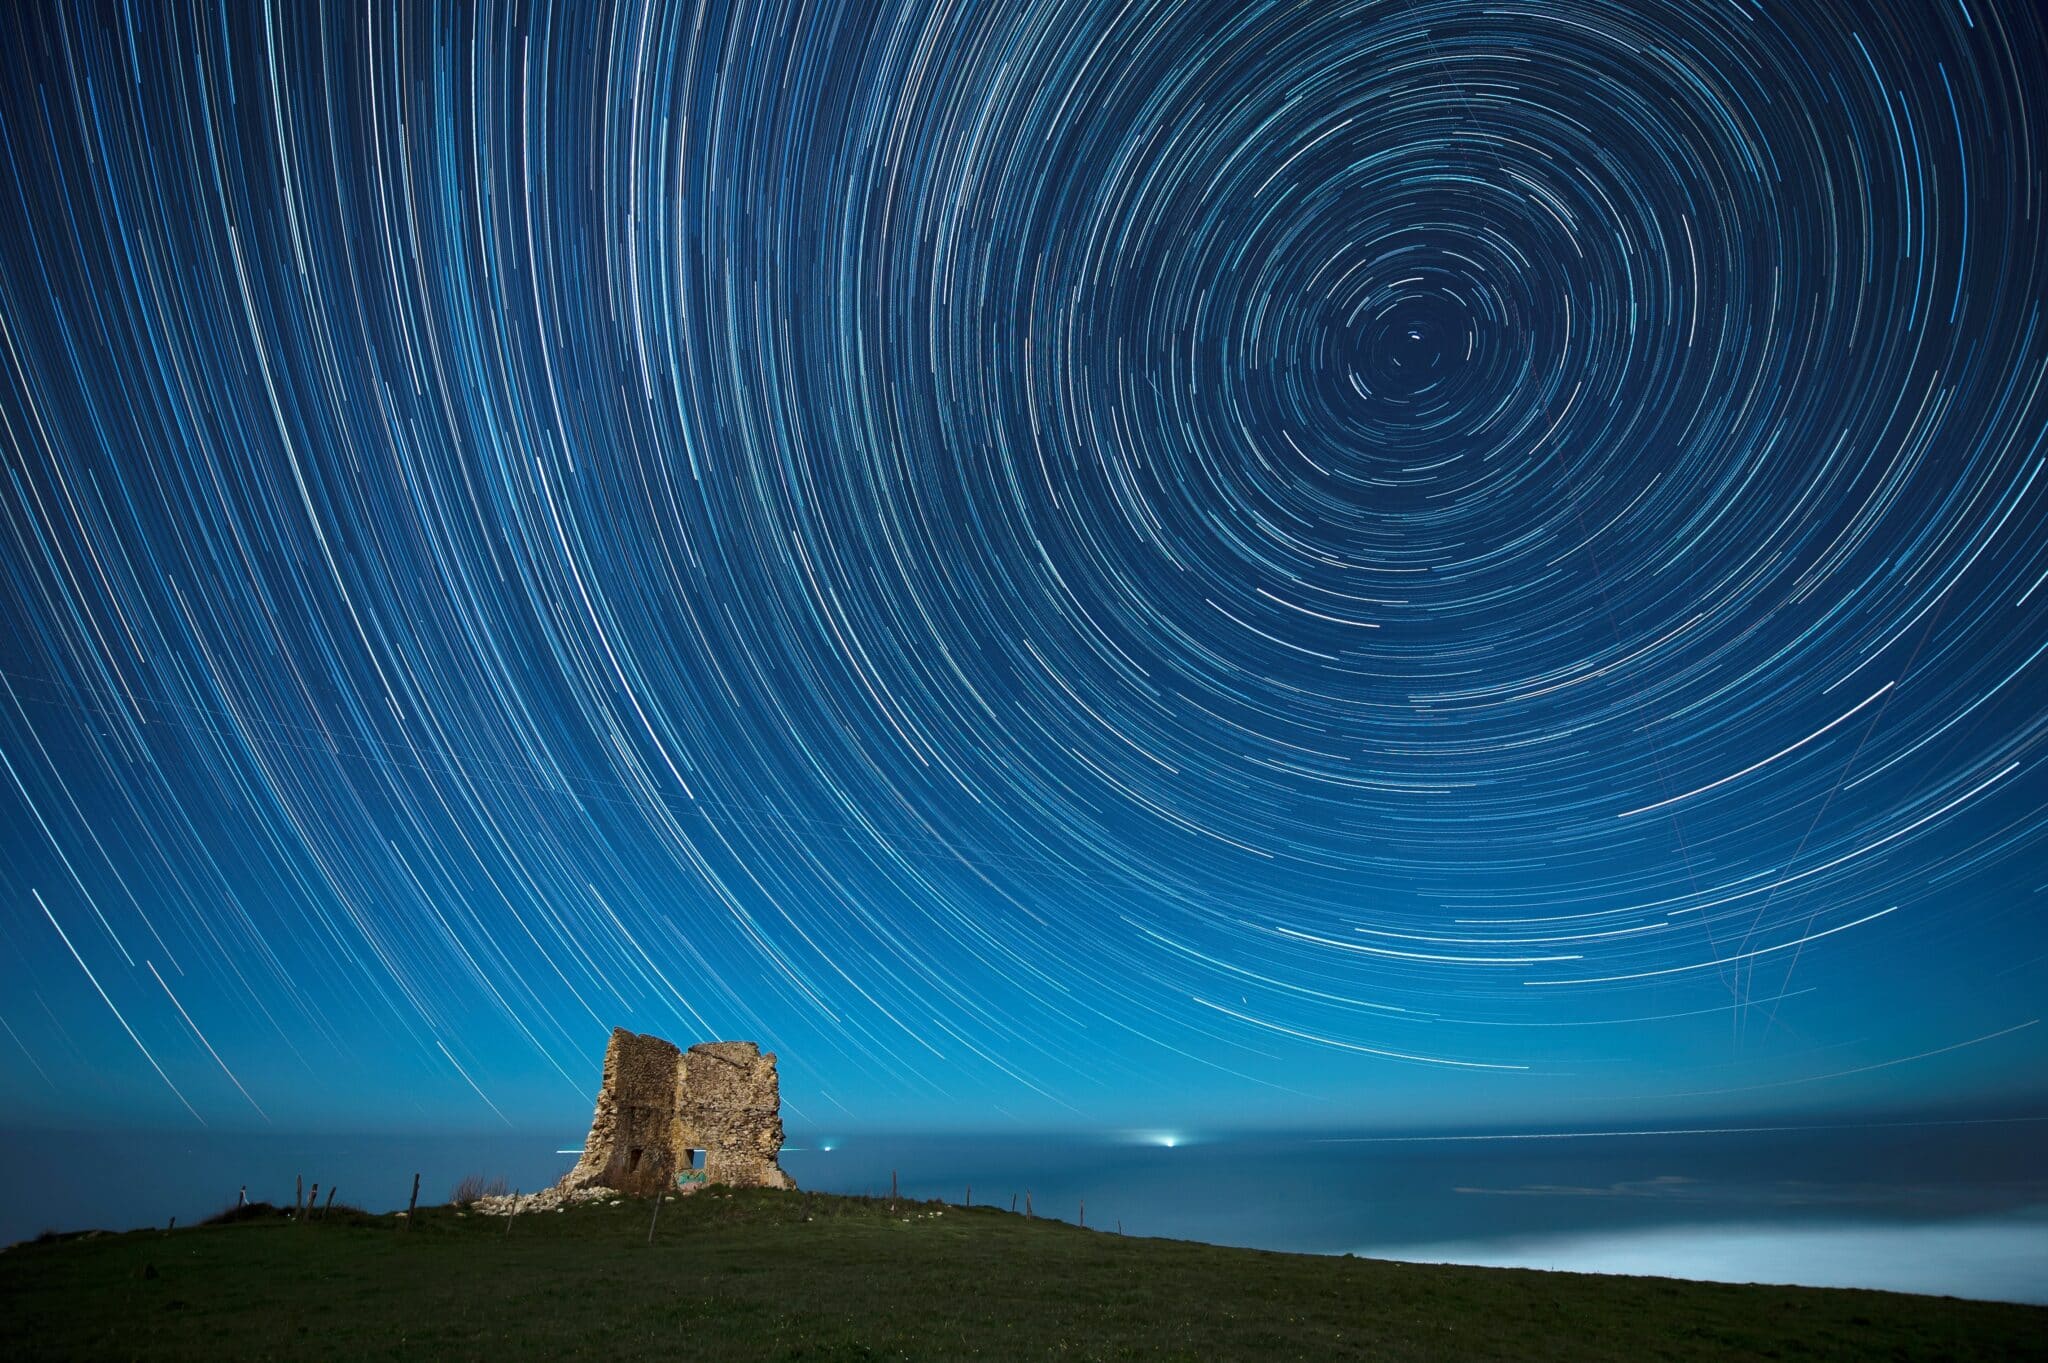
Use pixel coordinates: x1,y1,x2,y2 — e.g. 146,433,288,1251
1127,1130,1187,1149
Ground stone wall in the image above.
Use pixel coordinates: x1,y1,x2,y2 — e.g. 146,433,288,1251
562,1029,687,1197
677,1041,795,1190
561,1028,795,1195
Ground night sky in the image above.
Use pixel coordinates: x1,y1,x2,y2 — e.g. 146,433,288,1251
1,0,2044,1141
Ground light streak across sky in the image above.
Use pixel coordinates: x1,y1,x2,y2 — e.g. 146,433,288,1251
0,0,2043,1134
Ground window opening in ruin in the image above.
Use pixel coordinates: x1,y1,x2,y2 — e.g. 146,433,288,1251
691,1149,705,1170
628,1147,643,1173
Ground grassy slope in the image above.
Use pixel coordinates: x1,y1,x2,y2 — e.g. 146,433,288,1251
2,1190,2042,1362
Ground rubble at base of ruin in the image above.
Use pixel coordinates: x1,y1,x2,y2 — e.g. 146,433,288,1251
558,1028,797,1198
473,1184,613,1216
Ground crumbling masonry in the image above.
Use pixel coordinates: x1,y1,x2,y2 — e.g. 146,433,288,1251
562,1028,796,1196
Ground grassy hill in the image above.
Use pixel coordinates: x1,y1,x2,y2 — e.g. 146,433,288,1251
2,1188,2041,1361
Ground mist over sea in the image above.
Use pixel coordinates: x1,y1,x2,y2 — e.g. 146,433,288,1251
5,1116,2043,1305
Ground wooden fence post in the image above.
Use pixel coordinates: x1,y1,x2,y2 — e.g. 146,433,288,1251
1025,1191,1033,1219
324,1188,337,1217
965,1185,971,1208
406,1172,420,1231
1079,1199,1085,1229
295,1174,304,1216
1010,1193,1017,1213
647,1194,662,1245
505,1189,520,1237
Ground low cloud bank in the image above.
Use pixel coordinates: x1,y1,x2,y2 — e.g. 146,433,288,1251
1362,1212,2048,1305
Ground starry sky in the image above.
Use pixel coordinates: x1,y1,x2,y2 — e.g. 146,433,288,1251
0,0,2044,1140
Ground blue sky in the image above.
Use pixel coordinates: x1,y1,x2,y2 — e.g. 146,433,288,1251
1,0,2044,1142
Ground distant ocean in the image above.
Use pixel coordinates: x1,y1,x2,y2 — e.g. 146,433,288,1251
4,1118,2044,1305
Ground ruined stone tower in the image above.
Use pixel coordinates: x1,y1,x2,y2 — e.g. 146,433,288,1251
563,1028,795,1196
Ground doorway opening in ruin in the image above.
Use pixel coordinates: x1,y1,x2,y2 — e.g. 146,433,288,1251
627,1147,643,1174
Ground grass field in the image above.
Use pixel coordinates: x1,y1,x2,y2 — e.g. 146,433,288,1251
2,1188,2042,1361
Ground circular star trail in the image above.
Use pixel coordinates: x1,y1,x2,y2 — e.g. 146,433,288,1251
0,0,2044,1127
